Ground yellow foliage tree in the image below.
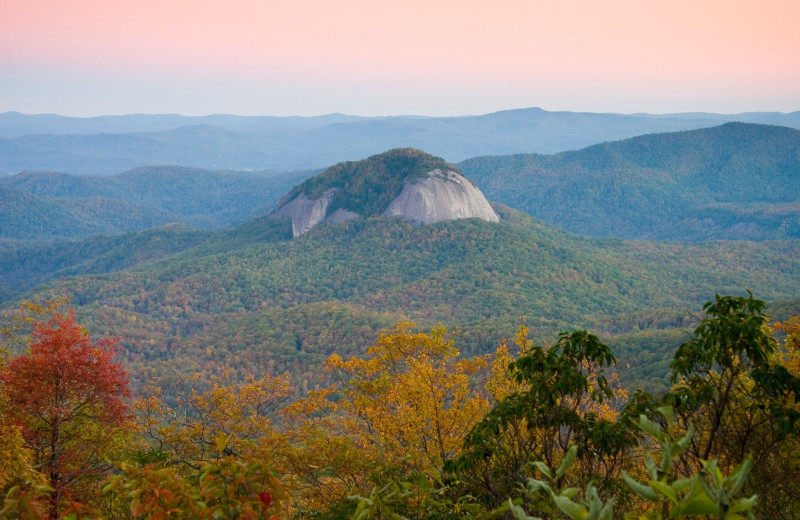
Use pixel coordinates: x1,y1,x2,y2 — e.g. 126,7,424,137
280,322,493,513
774,316,800,375
135,370,292,468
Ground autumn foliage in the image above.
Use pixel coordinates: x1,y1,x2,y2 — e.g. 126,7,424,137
0,310,130,518
0,297,798,519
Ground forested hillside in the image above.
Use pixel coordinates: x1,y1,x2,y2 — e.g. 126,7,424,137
4,207,797,394
0,294,797,519
0,187,180,239
0,167,314,239
0,132,799,519
460,122,800,241
0,224,213,291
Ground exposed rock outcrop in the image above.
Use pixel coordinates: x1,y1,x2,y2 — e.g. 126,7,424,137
272,188,337,237
326,208,361,225
384,169,499,225
271,149,500,237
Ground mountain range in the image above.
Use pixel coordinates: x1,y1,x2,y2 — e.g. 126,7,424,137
459,122,800,241
1,147,798,395
3,122,798,242
2,108,799,175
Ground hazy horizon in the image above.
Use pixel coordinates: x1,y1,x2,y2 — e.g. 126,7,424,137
2,0,799,118
3,106,800,120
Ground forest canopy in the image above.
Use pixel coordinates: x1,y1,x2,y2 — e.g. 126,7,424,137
0,294,797,519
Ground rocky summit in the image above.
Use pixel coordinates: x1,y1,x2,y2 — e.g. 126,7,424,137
271,148,499,237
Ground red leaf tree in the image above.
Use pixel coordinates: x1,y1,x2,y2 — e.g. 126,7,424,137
0,310,130,518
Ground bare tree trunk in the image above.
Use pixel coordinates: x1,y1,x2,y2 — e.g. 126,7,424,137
48,418,60,520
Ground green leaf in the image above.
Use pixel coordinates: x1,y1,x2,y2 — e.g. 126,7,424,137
679,495,717,516
508,498,543,520
637,415,665,441
724,455,752,496
655,406,675,425
556,445,578,478
670,477,693,494
728,495,758,514
643,455,659,480
552,494,588,520
532,461,554,479
622,471,659,502
684,478,718,516
526,478,551,496
675,423,695,453
649,480,678,503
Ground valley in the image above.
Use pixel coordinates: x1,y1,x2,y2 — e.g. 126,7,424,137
1,110,799,519
2,140,798,396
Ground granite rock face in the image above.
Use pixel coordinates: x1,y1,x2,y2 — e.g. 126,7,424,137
326,208,361,225
273,162,498,237
272,188,337,237
384,169,499,225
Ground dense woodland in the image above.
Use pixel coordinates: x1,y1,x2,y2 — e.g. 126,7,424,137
459,123,800,241
0,295,798,519
2,209,798,394
1,126,799,518
0,167,314,239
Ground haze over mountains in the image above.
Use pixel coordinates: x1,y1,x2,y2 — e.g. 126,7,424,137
2,122,798,242
0,166,313,239
2,108,800,174
1,114,798,394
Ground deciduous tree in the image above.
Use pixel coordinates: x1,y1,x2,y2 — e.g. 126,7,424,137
0,310,130,518
135,370,291,469
281,322,492,513
666,293,800,518
447,328,636,508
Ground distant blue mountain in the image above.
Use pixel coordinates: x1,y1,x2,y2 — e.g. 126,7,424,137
2,108,798,175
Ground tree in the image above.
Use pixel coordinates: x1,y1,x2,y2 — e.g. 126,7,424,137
447,328,636,508
105,434,285,520
666,293,800,518
509,407,758,520
280,322,492,513
774,316,800,374
0,310,130,518
135,370,291,469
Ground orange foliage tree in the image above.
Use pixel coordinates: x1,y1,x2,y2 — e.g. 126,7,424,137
0,310,130,518
123,371,291,519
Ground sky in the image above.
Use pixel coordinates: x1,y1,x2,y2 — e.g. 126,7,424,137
1,0,799,117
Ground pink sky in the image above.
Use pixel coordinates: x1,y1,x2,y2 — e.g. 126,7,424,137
1,0,798,116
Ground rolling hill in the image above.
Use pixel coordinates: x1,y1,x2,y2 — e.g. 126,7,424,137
459,122,800,241
0,166,314,239
2,149,797,394
4,123,799,243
